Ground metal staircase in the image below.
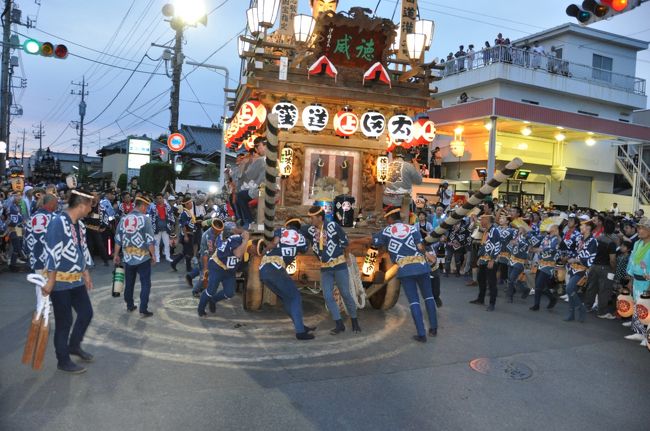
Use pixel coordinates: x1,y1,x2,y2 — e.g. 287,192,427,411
615,145,650,205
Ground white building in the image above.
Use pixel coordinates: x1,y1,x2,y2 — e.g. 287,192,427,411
427,23,650,213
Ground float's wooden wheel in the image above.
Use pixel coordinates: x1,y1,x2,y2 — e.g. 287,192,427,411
242,244,263,311
369,255,401,310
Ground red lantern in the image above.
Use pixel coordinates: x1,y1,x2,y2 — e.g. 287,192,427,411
413,118,436,146
333,110,359,137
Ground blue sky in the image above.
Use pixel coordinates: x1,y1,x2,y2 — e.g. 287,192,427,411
8,0,649,157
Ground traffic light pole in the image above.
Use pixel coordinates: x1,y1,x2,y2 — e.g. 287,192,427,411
0,0,13,180
169,28,183,134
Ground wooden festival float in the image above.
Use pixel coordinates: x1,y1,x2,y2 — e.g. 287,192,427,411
226,1,520,311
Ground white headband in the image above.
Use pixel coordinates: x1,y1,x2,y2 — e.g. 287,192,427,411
71,190,94,199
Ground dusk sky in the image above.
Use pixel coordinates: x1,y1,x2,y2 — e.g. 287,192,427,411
8,0,649,158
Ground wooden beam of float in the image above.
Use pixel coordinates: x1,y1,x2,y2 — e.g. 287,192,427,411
425,157,524,243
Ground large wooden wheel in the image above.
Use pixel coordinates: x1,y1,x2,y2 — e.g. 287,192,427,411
242,248,263,311
368,255,401,310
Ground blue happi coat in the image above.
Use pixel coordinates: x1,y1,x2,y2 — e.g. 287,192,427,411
533,234,559,275
477,224,502,266
148,202,175,235
178,208,197,236
560,227,582,259
114,209,155,266
211,235,244,274
261,228,308,270
372,222,429,278
303,221,349,271
569,235,598,277
200,228,223,258
24,208,54,270
45,212,93,291
507,231,534,268
497,226,516,263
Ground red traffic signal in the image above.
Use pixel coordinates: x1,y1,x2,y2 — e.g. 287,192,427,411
54,44,68,59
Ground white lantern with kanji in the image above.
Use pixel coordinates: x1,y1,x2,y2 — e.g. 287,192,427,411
360,111,385,138
387,115,413,142
279,147,294,177
302,104,329,132
362,247,379,276
376,155,389,183
272,102,299,130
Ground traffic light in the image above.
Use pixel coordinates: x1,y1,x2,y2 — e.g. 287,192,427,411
22,38,68,59
566,0,643,25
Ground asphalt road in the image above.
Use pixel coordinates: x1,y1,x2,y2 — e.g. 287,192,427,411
1,264,649,431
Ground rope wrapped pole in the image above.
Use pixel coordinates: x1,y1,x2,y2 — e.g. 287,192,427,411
263,113,280,243
425,157,524,243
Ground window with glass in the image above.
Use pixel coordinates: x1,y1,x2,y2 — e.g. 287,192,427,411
592,54,612,83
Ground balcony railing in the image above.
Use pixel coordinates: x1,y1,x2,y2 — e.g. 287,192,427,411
439,45,646,96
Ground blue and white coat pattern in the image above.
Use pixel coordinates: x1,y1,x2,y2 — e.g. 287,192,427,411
261,228,308,270
304,221,349,271
372,222,429,278
45,212,93,291
24,208,53,270
114,210,155,266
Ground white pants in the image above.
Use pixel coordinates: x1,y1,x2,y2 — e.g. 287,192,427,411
154,231,171,261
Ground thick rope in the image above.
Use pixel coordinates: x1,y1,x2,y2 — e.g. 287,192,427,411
347,256,367,309
425,158,524,243
263,113,280,243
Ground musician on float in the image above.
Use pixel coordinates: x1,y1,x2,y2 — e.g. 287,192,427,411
197,221,248,317
113,196,156,317
259,218,315,340
469,214,501,311
42,189,95,374
304,206,361,335
372,208,437,343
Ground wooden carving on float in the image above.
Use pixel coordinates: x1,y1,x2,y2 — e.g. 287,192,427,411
308,8,397,73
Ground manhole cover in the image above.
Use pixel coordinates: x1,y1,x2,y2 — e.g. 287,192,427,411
469,358,533,380
166,297,200,309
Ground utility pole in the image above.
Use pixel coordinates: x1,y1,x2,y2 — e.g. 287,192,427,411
32,121,44,152
169,25,183,133
20,127,24,166
71,76,88,173
0,0,13,179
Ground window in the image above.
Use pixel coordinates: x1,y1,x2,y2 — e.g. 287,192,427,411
592,54,612,82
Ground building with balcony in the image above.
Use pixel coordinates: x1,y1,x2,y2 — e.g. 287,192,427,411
427,23,650,212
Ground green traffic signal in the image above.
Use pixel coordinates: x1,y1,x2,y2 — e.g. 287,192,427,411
23,38,41,55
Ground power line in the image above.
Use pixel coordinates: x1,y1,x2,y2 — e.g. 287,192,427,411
183,73,214,124
67,52,166,74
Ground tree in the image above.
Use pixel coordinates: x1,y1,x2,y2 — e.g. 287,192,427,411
117,173,127,191
139,162,175,193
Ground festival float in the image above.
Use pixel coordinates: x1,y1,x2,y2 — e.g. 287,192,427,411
227,0,521,311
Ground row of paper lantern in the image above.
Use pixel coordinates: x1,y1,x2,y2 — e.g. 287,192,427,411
225,100,436,150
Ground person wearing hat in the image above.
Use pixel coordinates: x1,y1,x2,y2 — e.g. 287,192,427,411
564,220,598,322
506,221,533,303
171,195,197,273
197,223,249,317
528,221,560,310
149,193,175,264
469,214,502,311
259,218,315,340
304,205,361,335
42,188,96,373
624,216,650,345
372,207,438,342
113,196,156,317
191,218,227,297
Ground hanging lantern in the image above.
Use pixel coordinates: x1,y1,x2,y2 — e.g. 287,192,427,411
413,118,436,146
405,33,426,62
238,101,267,130
279,147,294,177
272,102,299,130
636,291,650,325
246,7,262,35
360,111,385,138
414,20,435,50
302,104,329,132
293,14,315,43
617,288,635,318
450,140,465,158
362,247,379,276
376,155,389,183
333,109,359,137
387,115,413,142
286,259,297,275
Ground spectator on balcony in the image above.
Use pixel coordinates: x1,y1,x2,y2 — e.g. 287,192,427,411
548,46,561,74
503,38,512,63
430,147,442,179
455,45,467,72
482,41,491,65
467,44,475,69
610,202,620,216
445,52,455,75
521,42,531,67
532,41,545,69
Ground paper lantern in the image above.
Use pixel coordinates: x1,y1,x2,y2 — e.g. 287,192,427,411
286,259,297,275
302,104,329,132
362,247,379,276
413,118,436,146
376,155,389,183
450,139,465,158
272,102,299,130
279,147,294,177
636,292,650,325
360,111,385,138
238,101,267,129
333,110,359,137
387,115,413,142
617,288,635,318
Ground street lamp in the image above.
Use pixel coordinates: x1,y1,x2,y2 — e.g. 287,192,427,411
293,14,316,44
173,0,207,25
414,20,434,50
406,33,426,62
256,0,281,29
